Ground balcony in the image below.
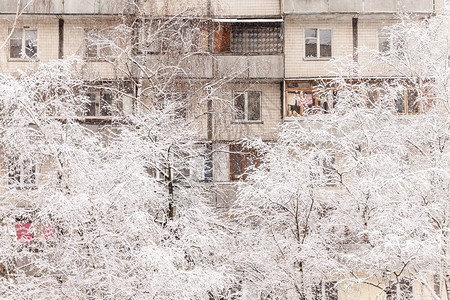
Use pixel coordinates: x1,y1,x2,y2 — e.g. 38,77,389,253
214,55,284,79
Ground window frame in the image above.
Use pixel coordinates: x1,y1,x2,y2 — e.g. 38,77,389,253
304,28,332,60
156,91,188,120
378,28,405,57
84,89,114,118
9,28,38,60
285,81,335,116
229,144,259,181
232,91,262,123
385,278,413,300
7,158,37,189
311,280,339,300
366,83,421,115
140,19,209,55
84,28,113,61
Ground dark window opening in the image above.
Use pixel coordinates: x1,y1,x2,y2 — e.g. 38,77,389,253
214,22,282,54
229,144,259,181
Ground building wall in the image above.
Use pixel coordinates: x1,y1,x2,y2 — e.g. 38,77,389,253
283,0,436,14
0,0,129,14
213,83,282,141
211,0,281,17
0,16,59,75
284,16,353,79
357,17,400,77
63,17,121,79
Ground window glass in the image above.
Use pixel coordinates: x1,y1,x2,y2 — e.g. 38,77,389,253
305,28,317,38
8,158,36,188
232,154,243,179
378,29,390,53
10,38,22,58
10,29,37,59
303,91,315,114
407,89,418,113
101,93,112,116
325,281,338,300
24,30,37,57
367,89,377,107
86,93,98,116
234,93,245,120
247,92,261,121
395,91,405,113
287,92,301,115
287,82,310,89
320,29,332,57
317,91,330,113
311,282,321,300
305,37,317,58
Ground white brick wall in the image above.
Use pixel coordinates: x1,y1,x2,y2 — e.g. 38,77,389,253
213,83,282,141
0,17,58,75
212,0,280,17
284,16,353,78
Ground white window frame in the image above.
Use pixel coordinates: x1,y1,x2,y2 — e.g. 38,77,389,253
9,28,38,60
7,158,37,189
305,28,332,59
232,91,262,122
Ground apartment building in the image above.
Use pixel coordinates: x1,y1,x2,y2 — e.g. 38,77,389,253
0,0,448,299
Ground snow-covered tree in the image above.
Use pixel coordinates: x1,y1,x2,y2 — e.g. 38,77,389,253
0,1,241,297
233,12,450,300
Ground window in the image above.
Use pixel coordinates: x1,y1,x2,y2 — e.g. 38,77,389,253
385,278,413,300
15,217,55,245
85,90,114,117
305,29,332,59
10,28,37,59
433,275,441,298
141,19,209,54
311,281,338,300
16,220,33,245
229,144,259,181
156,92,187,120
378,29,404,57
311,155,338,186
233,91,262,122
285,81,334,116
214,22,282,54
8,158,36,189
370,85,419,114
378,29,390,53
85,29,112,60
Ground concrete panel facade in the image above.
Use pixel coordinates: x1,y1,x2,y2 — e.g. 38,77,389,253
211,0,281,17
0,0,128,14
284,16,353,78
0,17,59,75
213,83,282,141
215,55,284,79
284,0,435,14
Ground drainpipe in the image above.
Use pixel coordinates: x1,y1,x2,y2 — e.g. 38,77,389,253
352,17,358,63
